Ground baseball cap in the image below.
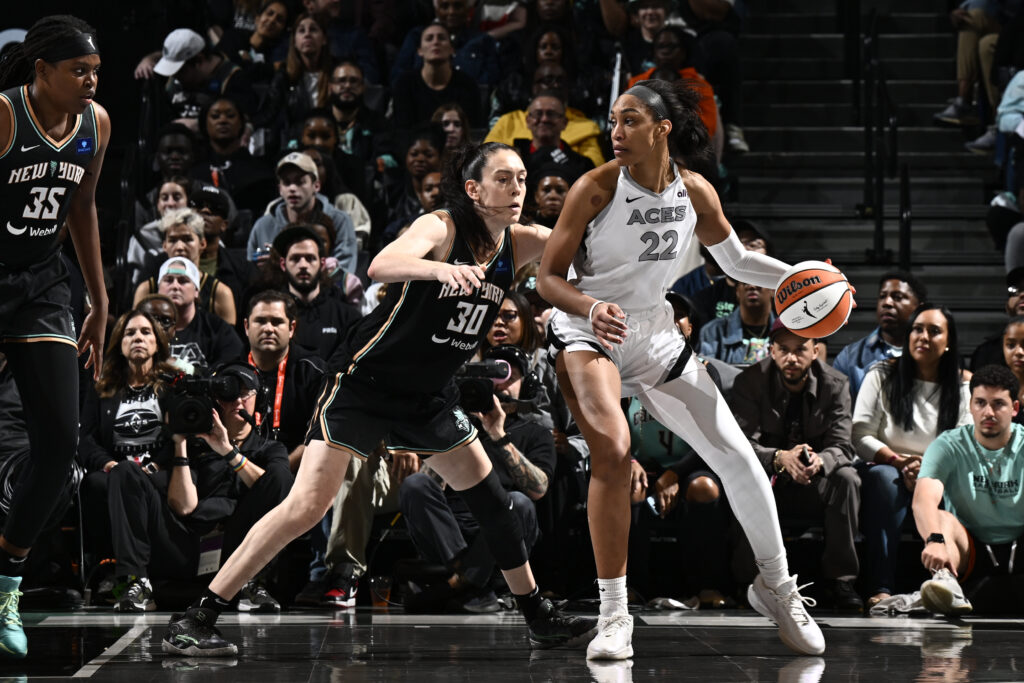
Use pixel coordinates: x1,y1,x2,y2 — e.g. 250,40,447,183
190,184,230,218
158,257,202,291
154,29,205,77
276,152,319,182
273,225,325,258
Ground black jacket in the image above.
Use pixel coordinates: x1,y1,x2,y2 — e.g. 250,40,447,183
292,286,363,362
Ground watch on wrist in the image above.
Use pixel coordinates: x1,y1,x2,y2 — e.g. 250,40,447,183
492,434,512,448
223,445,242,460
925,533,946,545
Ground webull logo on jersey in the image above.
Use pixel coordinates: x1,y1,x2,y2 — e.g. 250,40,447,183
775,275,822,307
8,161,85,185
626,205,688,226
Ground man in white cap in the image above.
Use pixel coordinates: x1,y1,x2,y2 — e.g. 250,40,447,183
158,257,243,370
247,152,358,275
135,28,255,126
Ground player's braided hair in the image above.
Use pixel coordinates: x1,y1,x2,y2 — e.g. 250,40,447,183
0,15,97,90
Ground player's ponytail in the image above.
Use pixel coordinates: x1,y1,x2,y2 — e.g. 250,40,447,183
626,78,712,166
439,141,517,259
0,15,98,91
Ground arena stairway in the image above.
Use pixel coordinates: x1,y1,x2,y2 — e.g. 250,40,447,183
729,0,1005,357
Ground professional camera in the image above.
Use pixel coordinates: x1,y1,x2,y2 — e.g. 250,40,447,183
165,364,260,434
454,359,511,412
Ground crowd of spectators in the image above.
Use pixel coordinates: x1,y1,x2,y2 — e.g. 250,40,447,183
6,1,1024,618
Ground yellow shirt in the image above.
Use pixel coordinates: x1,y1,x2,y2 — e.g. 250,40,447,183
484,108,605,168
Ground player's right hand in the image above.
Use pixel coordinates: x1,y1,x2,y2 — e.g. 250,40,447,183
591,301,628,350
439,262,485,293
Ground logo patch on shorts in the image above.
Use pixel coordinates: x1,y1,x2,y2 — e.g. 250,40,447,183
452,408,471,435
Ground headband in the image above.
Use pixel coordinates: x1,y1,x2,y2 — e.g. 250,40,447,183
622,84,669,121
38,32,99,64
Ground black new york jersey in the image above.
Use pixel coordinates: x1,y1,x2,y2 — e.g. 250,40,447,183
0,85,99,269
344,224,516,393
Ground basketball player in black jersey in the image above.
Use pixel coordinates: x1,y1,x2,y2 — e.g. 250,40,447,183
0,16,109,658
163,143,597,657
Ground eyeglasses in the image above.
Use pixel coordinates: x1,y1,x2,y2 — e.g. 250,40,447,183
497,310,520,323
1010,286,1021,297
528,109,565,120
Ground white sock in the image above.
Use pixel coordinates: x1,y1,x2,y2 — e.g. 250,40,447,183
597,576,628,617
756,553,792,590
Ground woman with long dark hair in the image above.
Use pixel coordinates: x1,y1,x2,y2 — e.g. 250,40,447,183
162,142,595,657
537,79,827,659
261,12,333,143
0,14,109,657
854,304,971,606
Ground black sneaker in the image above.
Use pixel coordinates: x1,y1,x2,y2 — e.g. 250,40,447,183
294,577,328,607
237,581,280,613
527,598,598,649
114,576,155,612
162,608,239,657
322,575,358,608
831,579,864,612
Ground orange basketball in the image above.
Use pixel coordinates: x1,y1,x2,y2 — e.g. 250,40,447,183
773,261,854,339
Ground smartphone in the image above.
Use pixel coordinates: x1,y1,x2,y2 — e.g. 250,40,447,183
799,446,812,467
645,495,659,516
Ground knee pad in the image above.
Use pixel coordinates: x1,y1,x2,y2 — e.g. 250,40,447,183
456,470,529,570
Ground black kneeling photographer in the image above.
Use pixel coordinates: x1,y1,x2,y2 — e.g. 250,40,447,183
107,363,293,612
399,344,556,613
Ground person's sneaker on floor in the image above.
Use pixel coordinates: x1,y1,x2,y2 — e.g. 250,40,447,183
460,589,501,613
747,574,825,655
162,607,239,657
830,579,864,612
585,613,633,660
528,598,598,650
294,576,328,607
237,581,280,613
966,125,997,154
322,574,358,608
0,575,26,659
933,97,979,126
920,568,972,616
114,576,155,613
726,123,750,154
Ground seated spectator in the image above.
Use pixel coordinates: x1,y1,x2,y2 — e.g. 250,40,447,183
486,62,604,167
392,22,485,129
671,244,722,299
157,257,245,370
391,0,501,87
299,144,373,249
138,294,179,342
698,281,775,366
933,4,1002,135
134,208,238,326
381,127,445,244
913,365,1024,615
972,268,1024,369
399,344,554,612
78,310,176,561
524,165,573,228
732,321,862,609
189,184,254,300
305,205,368,305
127,176,192,283
677,0,748,153
622,0,670,77
272,226,362,361
833,271,928,401
1002,317,1024,416
248,152,358,274
215,0,291,67
190,95,275,216
689,219,772,331
136,124,197,229
432,103,473,159
107,362,293,612
242,290,326,470
260,13,334,142
146,28,256,127
510,92,594,182
304,0,381,83
853,304,972,607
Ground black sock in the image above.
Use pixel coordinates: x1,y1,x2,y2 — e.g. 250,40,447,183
515,585,544,622
0,548,27,577
190,588,232,618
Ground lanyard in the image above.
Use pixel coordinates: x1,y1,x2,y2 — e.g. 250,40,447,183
248,352,287,430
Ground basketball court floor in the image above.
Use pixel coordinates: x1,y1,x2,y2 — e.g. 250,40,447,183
7,607,1020,681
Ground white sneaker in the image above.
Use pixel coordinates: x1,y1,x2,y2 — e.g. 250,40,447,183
726,123,750,153
747,574,825,655
965,125,997,154
919,568,972,615
586,613,634,660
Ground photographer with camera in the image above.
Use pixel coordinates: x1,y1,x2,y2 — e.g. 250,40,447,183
399,344,555,613
107,363,293,612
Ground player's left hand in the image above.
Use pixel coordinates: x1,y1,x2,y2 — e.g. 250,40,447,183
78,305,107,381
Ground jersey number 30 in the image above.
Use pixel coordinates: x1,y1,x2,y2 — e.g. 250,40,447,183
22,186,67,221
638,230,678,262
446,302,489,336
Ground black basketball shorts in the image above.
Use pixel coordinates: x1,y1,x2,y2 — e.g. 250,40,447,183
0,252,76,348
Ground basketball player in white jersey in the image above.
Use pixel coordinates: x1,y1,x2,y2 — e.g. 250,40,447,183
537,80,826,660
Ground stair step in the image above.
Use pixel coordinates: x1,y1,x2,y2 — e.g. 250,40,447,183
745,58,952,81
745,0,941,14
741,34,953,60
745,13,947,35
728,151,994,177
735,176,986,206
743,80,953,105
741,126,973,153
743,102,961,126
727,204,989,220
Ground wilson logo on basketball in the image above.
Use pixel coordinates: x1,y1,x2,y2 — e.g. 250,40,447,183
776,276,822,306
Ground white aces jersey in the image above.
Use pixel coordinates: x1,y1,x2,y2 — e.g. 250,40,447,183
568,162,696,312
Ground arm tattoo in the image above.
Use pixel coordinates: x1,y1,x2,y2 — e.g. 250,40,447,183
498,441,548,498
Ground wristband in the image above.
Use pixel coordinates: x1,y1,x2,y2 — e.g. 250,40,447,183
492,434,513,448
588,300,606,324
223,445,242,461
232,455,248,473
773,450,785,474
173,457,190,468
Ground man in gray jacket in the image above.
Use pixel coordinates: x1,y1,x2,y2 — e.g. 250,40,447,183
731,320,863,611
247,152,358,275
